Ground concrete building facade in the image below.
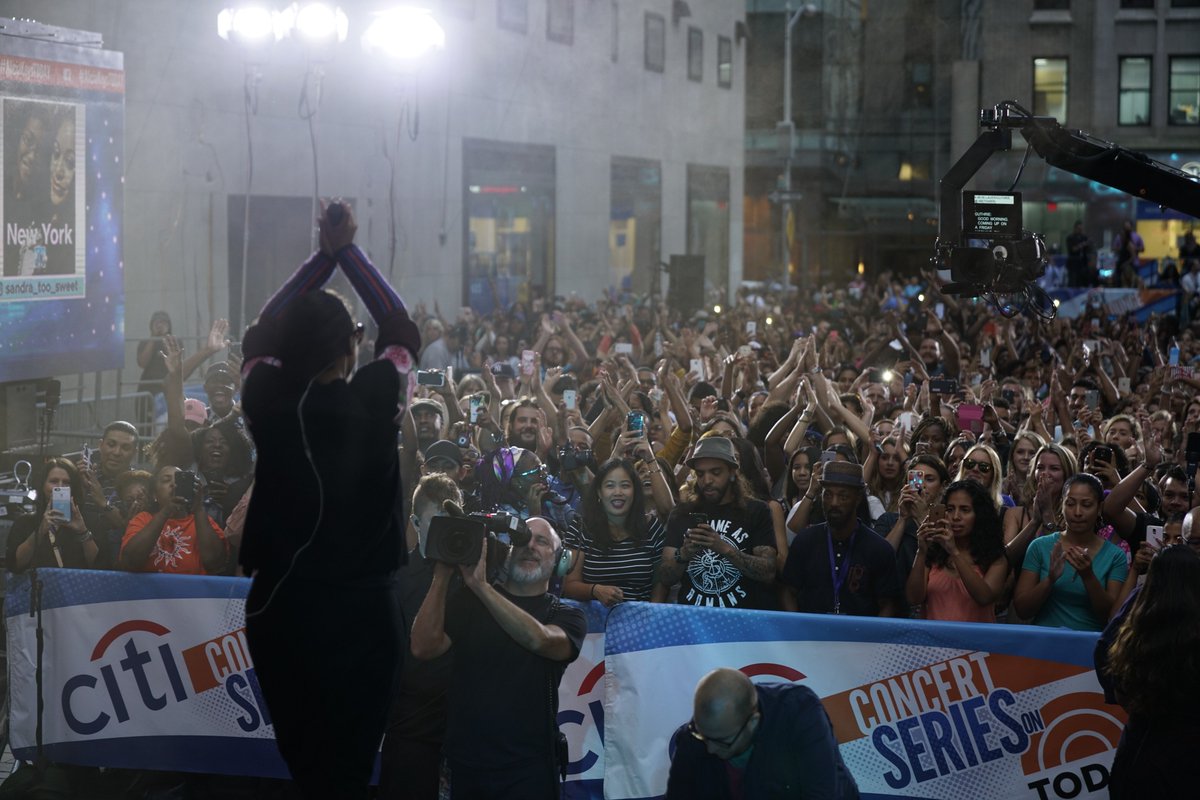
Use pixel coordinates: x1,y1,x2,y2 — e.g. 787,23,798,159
2,0,745,363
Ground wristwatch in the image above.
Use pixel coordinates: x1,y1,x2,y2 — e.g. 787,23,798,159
78,530,94,544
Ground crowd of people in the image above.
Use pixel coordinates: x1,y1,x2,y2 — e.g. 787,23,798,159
8,212,1200,796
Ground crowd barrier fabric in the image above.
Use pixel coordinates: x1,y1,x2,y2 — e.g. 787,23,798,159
6,571,1124,800
601,603,1124,800
4,568,607,793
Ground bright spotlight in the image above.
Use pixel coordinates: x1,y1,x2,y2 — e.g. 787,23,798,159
284,2,349,44
217,6,285,44
713,305,722,314
363,7,446,62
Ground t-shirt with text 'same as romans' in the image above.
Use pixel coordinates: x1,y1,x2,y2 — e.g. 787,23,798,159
664,499,778,611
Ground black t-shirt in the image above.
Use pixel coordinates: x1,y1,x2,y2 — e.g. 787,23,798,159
241,359,405,589
390,550,456,743
5,513,90,572
665,499,778,611
783,522,902,617
443,585,586,770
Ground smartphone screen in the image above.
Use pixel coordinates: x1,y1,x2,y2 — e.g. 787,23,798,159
745,321,757,336
899,411,913,432
627,411,645,435
1085,390,1100,411
688,512,709,529
469,395,483,423
957,404,985,434
1169,347,1181,367
935,303,945,318
562,389,577,411
51,486,71,520
615,342,634,355
1146,525,1165,551
521,350,536,376
1118,377,1131,393
689,358,705,380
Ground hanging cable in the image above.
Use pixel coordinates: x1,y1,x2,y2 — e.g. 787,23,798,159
299,63,325,252
238,64,260,338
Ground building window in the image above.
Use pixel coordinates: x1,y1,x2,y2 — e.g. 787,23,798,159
717,36,732,88
1033,57,1068,121
645,13,665,73
687,27,703,82
463,139,556,312
687,165,731,295
547,0,573,44
1169,57,1200,124
497,0,527,33
907,61,932,108
611,1,619,62
610,158,662,294
1118,57,1152,125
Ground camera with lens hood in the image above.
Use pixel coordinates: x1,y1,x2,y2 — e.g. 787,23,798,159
425,510,530,567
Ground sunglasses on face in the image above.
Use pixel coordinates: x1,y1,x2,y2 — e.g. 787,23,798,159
962,458,993,475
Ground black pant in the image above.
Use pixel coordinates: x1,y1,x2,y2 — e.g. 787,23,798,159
379,738,442,800
449,763,559,800
246,580,402,800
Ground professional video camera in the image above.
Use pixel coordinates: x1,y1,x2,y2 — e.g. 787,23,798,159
425,509,530,567
933,100,1200,321
557,445,595,473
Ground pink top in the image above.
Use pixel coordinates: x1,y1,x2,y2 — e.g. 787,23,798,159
924,563,996,624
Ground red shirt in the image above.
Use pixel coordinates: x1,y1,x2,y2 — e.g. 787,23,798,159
121,511,227,575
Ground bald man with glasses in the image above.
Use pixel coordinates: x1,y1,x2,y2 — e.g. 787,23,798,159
666,668,859,799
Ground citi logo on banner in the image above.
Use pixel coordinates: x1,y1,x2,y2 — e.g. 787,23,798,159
61,619,271,736
62,620,189,735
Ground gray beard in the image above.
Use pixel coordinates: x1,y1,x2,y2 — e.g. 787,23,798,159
508,555,552,585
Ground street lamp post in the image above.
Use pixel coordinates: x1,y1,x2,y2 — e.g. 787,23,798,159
780,2,818,287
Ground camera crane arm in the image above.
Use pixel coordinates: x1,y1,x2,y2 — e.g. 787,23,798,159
939,101,1200,249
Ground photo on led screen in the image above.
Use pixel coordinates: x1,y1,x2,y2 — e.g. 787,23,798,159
1,97,86,298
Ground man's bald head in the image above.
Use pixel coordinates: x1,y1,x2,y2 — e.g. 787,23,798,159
690,668,760,758
1184,508,1200,552
694,668,756,723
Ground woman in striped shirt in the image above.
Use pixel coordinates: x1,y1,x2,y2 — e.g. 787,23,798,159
562,457,668,604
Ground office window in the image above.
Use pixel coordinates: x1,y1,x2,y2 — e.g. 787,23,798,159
1033,57,1068,121
717,36,732,88
497,0,527,33
687,27,703,82
1170,57,1200,124
1034,0,1070,8
645,13,665,73
611,1,619,62
1118,57,1152,125
547,0,573,44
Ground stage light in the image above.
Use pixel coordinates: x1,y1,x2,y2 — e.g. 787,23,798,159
362,7,446,62
217,6,285,45
282,2,349,45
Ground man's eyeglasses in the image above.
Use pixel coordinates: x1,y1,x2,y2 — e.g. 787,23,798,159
962,458,993,475
686,706,757,748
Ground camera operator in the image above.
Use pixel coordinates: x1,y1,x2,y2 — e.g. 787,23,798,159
381,473,464,800
411,516,586,799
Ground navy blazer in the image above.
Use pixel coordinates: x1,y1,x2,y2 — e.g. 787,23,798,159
666,682,859,800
